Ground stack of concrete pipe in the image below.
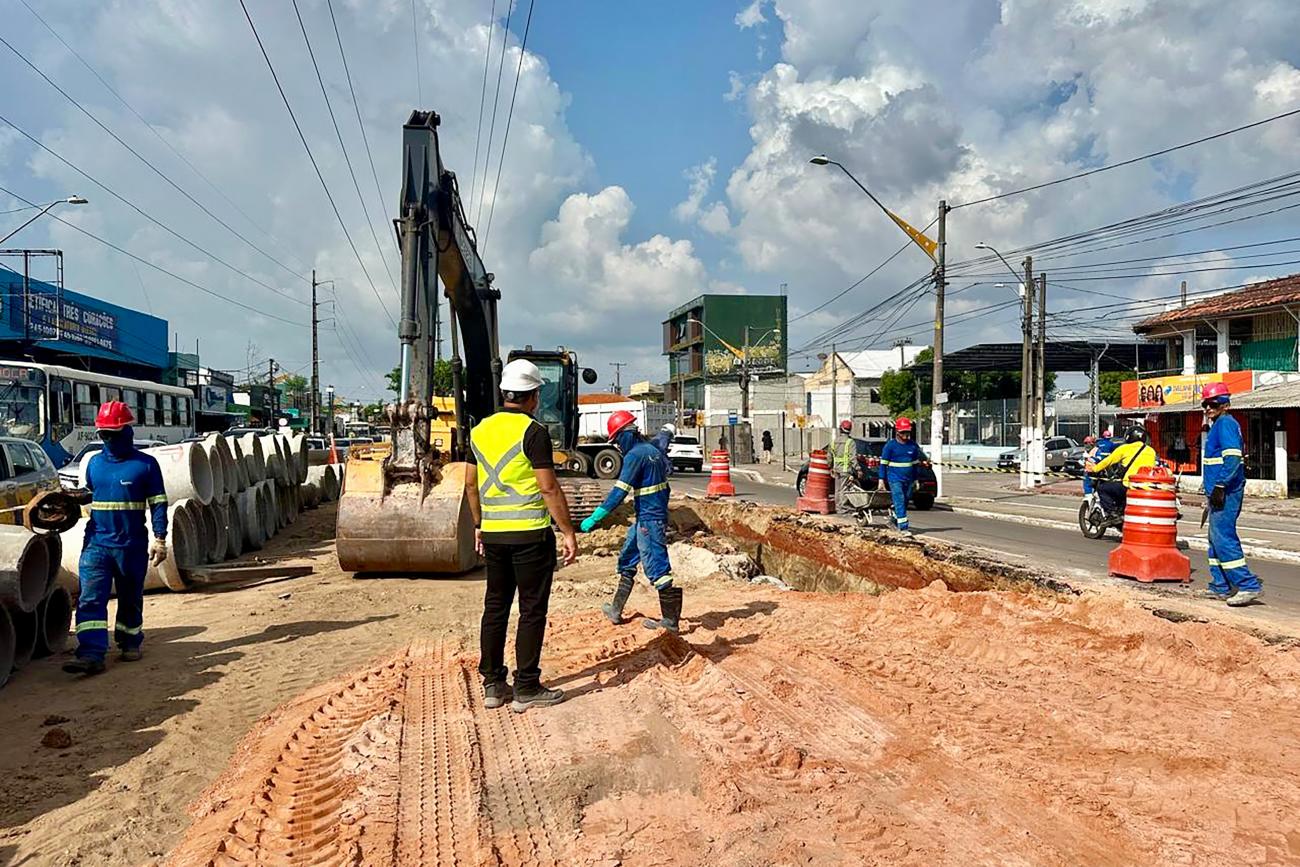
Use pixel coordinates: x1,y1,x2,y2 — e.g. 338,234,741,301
55,434,344,598
0,525,69,688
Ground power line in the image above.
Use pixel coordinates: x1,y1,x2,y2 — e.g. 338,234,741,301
240,0,397,326
0,183,305,327
952,105,1300,210
0,112,308,309
469,0,498,209
0,32,312,292
482,0,536,254
291,0,399,296
410,0,423,105
475,0,514,226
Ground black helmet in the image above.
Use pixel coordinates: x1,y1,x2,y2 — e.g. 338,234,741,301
1126,427,1148,444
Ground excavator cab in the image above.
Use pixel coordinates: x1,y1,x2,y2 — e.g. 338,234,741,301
507,347,598,473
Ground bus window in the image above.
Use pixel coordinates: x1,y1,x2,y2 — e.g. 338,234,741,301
162,395,175,426
178,396,190,426
123,388,140,422
102,386,121,403
74,382,98,426
50,378,74,442
144,392,158,425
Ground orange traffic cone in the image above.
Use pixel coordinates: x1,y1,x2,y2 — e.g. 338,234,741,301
796,449,835,514
706,449,736,497
1108,465,1189,582
327,435,339,465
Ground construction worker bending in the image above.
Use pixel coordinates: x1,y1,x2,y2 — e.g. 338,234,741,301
64,401,168,676
580,410,679,632
880,417,929,534
467,359,579,713
1087,427,1156,517
1199,383,1262,606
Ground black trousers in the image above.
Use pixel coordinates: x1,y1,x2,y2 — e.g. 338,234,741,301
1098,480,1128,515
479,529,556,691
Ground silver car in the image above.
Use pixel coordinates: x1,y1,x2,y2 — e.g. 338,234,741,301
997,436,1081,472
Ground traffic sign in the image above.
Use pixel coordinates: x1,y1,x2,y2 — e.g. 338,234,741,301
728,410,738,426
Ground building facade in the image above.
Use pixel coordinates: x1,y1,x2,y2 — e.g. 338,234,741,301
663,294,788,413
802,347,925,439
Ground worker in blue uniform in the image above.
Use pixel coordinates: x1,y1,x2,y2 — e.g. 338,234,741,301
652,422,675,475
879,417,929,534
1199,383,1262,606
1082,430,1117,497
579,409,679,632
64,401,168,675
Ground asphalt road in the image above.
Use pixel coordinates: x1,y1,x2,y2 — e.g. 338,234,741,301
669,471,1300,625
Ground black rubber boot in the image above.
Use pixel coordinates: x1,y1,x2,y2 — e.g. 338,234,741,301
62,657,106,676
642,586,683,634
601,575,635,624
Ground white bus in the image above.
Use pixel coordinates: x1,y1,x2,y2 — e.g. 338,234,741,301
0,360,194,467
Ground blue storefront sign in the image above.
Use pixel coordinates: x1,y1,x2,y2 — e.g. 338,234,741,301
24,291,119,351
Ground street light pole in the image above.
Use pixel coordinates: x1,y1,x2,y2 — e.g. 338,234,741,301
0,196,88,245
932,200,948,499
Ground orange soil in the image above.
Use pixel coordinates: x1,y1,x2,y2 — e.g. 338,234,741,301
166,581,1300,866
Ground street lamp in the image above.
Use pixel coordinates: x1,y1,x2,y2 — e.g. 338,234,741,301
326,384,335,438
974,243,1027,294
0,195,88,245
976,242,1037,488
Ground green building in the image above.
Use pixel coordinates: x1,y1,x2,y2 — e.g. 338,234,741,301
663,294,788,412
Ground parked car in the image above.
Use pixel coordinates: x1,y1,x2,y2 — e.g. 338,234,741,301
1,436,62,513
997,436,1083,472
58,439,167,489
795,439,936,510
667,435,704,472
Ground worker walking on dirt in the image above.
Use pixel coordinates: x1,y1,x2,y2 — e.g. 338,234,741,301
880,417,929,534
579,410,679,633
467,359,579,713
63,401,168,676
1199,383,1262,606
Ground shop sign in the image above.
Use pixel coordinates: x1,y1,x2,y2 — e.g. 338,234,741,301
1120,370,1253,408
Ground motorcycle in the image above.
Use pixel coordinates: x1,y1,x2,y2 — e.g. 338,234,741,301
1078,485,1123,539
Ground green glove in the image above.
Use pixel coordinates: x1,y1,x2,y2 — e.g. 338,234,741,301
580,506,610,533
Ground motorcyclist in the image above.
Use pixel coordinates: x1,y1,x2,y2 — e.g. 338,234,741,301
880,417,929,534
1087,426,1156,517
1199,383,1262,606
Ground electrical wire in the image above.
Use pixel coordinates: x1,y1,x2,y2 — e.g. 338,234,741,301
475,0,514,226
951,105,1300,210
469,0,498,210
789,224,934,324
291,0,399,296
240,0,397,326
481,0,536,255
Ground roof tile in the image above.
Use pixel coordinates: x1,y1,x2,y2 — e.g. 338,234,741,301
1134,273,1300,331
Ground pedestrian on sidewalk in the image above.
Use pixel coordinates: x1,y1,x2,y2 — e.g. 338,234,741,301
580,410,679,633
761,429,774,464
467,359,579,713
880,417,928,534
1199,383,1262,606
63,401,168,676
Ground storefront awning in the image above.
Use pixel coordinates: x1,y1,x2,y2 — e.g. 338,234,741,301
1120,379,1300,415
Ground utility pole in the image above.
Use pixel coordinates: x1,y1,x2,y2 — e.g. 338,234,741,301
829,342,838,435
610,361,626,395
1034,272,1048,486
268,357,277,424
311,271,320,435
1019,256,1034,489
740,326,751,422
931,200,949,499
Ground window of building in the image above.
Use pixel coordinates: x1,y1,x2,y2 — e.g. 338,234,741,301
122,389,140,422
144,392,158,426
1195,324,1218,374
1228,318,1253,371
74,382,98,427
869,387,881,404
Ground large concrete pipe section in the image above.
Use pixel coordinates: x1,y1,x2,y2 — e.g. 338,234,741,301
306,466,339,502
202,436,226,501
0,525,53,613
275,435,293,485
223,495,244,559
288,434,308,484
144,443,214,505
186,500,219,564
56,519,87,592
39,531,61,601
239,433,266,483
204,501,228,563
5,601,37,669
213,434,239,496
0,604,14,688
229,437,249,492
154,501,200,591
254,481,277,540
35,585,72,657
258,435,283,486
301,482,321,510
237,488,265,551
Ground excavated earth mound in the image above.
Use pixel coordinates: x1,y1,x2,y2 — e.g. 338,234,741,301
166,580,1300,866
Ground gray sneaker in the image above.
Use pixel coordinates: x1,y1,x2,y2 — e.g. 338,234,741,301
484,682,513,709
1198,589,1232,601
511,686,565,713
120,648,143,662
1226,589,1262,607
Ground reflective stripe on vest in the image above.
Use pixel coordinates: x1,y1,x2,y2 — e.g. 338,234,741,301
471,412,549,534
90,501,147,511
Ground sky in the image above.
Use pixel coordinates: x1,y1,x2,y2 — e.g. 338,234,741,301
2,0,1300,403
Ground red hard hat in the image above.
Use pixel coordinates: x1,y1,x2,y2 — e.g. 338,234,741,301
1201,381,1230,402
95,400,134,431
606,409,637,440
1084,435,1097,445
895,417,913,432
838,419,852,432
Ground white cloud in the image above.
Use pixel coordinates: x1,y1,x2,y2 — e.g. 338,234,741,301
736,0,768,29
673,158,733,235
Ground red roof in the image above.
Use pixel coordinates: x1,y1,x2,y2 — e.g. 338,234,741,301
577,392,635,405
1134,273,1300,332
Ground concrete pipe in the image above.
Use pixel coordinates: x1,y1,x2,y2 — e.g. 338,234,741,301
188,500,220,564
5,601,37,670
205,501,228,563
224,496,244,560
0,525,53,613
257,481,278,540
0,603,14,689
239,433,266,483
301,482,321,510
202,438,226,504
35,585,72,658
275,435,293,485
259,435,284,485
39,531,61,600
143,442,214,505
210,435,237,495
229,437,249,492
285,485,299,525
236,488,265,551
155,501,200,591
288,433,308,484
56,519,87,593
305,466,338,502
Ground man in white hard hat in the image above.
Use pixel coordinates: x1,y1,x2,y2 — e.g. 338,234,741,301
466,358,578,713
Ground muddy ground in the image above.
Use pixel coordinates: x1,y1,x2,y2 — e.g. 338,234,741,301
1,502,1299,865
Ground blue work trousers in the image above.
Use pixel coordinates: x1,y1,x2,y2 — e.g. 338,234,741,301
888,477,911,530
75,543,148,662
1206,488,1261,595
617,519,674,590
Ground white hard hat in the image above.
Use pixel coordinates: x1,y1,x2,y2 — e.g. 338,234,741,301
662,422,677,436
500,358,544,392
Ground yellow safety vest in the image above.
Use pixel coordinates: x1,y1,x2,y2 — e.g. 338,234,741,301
470,411,550,535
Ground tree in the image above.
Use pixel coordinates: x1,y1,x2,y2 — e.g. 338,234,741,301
281,374,308,410
387,359,453,396
877,345,1057,416
1097,371,1134,405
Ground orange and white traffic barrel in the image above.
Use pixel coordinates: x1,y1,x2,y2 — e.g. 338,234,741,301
1108,465,1190,583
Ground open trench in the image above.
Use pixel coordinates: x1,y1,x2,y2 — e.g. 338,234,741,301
164,499,1300,867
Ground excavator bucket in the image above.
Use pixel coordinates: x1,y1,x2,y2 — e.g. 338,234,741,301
335,443,478,574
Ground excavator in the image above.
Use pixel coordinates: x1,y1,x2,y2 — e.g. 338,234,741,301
335,110,603,574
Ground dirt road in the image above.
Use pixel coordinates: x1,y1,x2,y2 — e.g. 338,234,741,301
3,504,1299,865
